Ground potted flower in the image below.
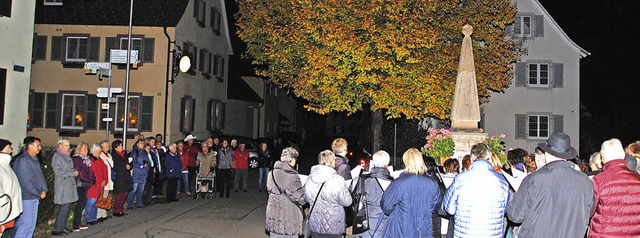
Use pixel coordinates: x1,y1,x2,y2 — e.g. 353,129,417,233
485,133,507,165
422,127,455,164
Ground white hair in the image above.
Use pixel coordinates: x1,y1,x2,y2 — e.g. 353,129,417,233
280,147,299,162
600,138,625,162
90,143,102,155
371,150,390,168
57,138,70,147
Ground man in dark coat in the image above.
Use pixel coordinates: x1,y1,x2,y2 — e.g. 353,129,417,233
507,132,594,238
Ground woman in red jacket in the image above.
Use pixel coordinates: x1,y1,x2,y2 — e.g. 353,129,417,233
86,144,108,225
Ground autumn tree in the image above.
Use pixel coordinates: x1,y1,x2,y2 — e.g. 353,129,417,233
236,0,524,150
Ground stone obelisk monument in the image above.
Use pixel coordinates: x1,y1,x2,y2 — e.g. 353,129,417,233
450,25,487,159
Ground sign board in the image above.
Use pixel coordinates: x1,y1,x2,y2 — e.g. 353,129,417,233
84,62,110,74
110,49,139,64
97,88,123,98
102,118,113,122
101,103,109,110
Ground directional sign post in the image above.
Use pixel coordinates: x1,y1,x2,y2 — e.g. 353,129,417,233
97,87,123,98
110,49,139,64
84,62,110,74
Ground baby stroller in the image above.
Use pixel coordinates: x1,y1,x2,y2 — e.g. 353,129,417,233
193,170,215,199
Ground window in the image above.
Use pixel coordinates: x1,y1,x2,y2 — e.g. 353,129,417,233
0,68,5,125
514,16,532,37
119,35,142,63
60,93,86,130
180,96,196,133
206,100,225,131
32,35,47,62
199,48,211,75
0,0,12,17
528,115,549,139
28,92,45,129
65,36,88,62
114,95,140,132
194,0,206,26
210,7,221,35
528,63,550,87
44,0,63,6
213,54,224,79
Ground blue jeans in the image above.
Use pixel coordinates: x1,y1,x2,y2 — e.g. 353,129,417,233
11,199,39,238
73,187,89,227
127,182,145,207
85,198,98,222
54,202,72,231
258,167,269,191
176,173,190,193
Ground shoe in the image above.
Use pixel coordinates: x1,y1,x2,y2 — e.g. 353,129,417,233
72,227,81,232
80,225,89,230
114,212,128,217
242,190,247,192
63,228,73,234
52,231,67,236
186,192,191,196
87,221,98,225
233,190,238,193
97,218,106,223
136,205,145,209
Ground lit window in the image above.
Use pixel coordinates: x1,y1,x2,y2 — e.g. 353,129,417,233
60,93,86,130
115,95,140,132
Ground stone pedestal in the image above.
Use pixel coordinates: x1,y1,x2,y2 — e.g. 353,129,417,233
452,131,487,160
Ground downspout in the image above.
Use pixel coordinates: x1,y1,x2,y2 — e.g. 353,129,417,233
163,26,172,145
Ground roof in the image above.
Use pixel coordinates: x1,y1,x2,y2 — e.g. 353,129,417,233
227,75,263,103
534,0,590,58
35,0,188,27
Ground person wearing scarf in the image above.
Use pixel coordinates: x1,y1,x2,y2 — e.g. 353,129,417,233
71,142,94,231
111,140,133,217
97,140,114,222
51,138,78,236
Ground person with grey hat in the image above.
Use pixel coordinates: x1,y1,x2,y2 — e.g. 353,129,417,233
507,132,594,238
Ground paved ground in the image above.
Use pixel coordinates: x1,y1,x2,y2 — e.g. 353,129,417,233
66,171,269,238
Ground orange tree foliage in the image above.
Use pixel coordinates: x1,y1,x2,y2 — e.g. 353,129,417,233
236,0,524,120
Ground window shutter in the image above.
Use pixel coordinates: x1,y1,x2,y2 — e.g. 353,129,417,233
193,0,199,18
51,36,63,61
45,93,58,128
105,37,116,62
36,36,47,60
180,98,185,132
552,63,563,88
0,68,5,125
0,0,12,17
216,102,225,130
86,94,98,130
141,96,153,132
89,37,100,62
534,15,544,37
31,92,45,128
199,48,205,71
553,114,563,133
515,62,526,87
143,38,154,63
515,114,526,139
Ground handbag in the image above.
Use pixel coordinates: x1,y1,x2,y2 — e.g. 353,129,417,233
352,176,369,234
303,181,326,238
96,191,113,210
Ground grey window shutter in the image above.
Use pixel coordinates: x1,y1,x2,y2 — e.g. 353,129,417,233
534,15,544,37
515,62,526,87
552,63,563,88
193,0,199,18
216,102,225,130
51,36,63,61
553,114,563,133
143,38,155,63
36,36,47,60
105,37,116,62
515,114,526,139
89,37,100,62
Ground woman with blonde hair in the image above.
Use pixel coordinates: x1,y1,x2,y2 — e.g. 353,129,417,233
381,148,441,237
304,150,352,238
624,141,640,174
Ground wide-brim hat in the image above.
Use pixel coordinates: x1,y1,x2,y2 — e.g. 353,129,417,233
184,134,197,142
537,132,577,159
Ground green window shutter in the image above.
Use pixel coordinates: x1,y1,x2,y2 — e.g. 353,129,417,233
45,93,58,129
514,62,526,87
515,114,526,139
534,15,544,37
105,37,116,62
143,38,155,63
51,36,63,61
552,63,563,88
32,92,45,128
86,95,98,130
36,36,47,60
141,96,153,132
89,37,100,62
553,114,563,133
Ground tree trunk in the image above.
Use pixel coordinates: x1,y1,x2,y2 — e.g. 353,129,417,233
372,110,383,152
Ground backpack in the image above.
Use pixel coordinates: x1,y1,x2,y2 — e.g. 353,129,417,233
351,175,370,234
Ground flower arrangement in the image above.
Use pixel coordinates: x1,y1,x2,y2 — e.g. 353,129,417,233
422,127,455,159
485,133,507,165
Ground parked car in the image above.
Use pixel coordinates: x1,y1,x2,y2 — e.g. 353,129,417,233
212,134,262,169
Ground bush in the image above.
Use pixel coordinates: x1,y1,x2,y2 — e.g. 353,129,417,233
34,145,58,237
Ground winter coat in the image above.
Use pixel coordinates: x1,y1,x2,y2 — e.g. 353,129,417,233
258,149,271,168
352,167,394,238
165,152,182,178
507,160,594,238
197,151,216,177
52,150,79,204
0,153,22,225
217,147,234,170
12,151,48,200
335,154,351,180
304,164,352,235
112,150,133,194
87,155,108,199
265,161,306,236
589,159,640,237
233,149,250,170
443,160,510,238
182,143,198,167
381,172,441,238
130,147,150,184
73,154,95,188
100,152,114,190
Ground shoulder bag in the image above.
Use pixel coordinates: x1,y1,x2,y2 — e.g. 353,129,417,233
96,190,113,210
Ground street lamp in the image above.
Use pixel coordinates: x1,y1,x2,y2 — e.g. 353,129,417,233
170,45,192,84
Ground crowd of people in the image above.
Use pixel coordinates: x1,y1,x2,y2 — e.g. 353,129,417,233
265,133,640,238
0,133,274,237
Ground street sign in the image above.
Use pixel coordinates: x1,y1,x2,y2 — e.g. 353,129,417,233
101,103,109,110
97,87,123,98
108,97,117,103
110,49,139,64
102,118,113,122
84,62,111,74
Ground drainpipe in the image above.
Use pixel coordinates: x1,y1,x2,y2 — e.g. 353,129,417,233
163,26,172,145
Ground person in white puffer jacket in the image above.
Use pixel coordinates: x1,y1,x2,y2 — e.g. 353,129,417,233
304,150,352,238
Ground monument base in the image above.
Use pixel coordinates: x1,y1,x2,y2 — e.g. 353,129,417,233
451,130,488,160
